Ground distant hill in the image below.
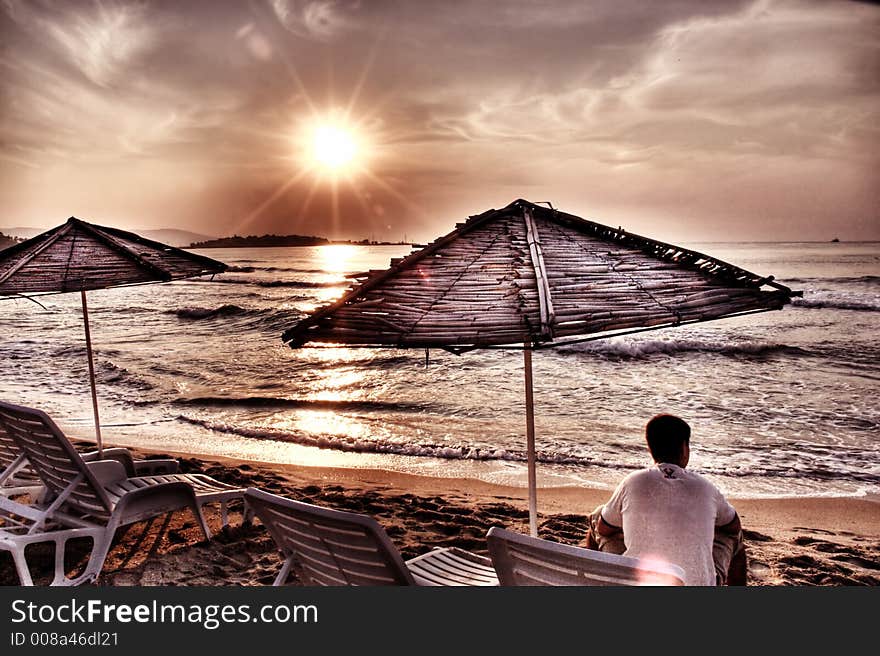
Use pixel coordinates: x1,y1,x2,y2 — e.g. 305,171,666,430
0,227,43,240
140,229,215,247
189,234,331,248
0,226,214,248
0,226,407,251
0,231,22,250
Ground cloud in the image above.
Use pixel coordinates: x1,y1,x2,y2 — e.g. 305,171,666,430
0,0,267,166
236,22,274,60
0,0,876,239
269,0,361,41
419,0,879,167
3,0,156,87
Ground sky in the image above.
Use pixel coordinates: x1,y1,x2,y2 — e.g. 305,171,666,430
0,0,878,242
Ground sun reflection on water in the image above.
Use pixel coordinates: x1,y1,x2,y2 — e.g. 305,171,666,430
284,410,371,440
302,345,370,364
303,368,365,402
317,244,357,272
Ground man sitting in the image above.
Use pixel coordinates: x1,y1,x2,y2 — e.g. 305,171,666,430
588,414,746,586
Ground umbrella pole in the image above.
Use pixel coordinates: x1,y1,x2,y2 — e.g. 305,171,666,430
81,290,103,458
524,343,538,537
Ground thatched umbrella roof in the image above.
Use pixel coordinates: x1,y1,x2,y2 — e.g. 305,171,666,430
0,217,226,295
0,216,226,456
283,199,796,350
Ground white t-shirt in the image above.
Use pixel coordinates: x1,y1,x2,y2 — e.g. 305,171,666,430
601,463,736,586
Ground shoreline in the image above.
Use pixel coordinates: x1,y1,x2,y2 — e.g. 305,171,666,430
98,438,880,506
68,424,878,501
152,445,880,532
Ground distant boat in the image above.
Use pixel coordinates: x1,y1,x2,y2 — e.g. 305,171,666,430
831,238,840,243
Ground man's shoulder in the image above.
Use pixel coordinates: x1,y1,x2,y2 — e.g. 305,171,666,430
617,466,659,487
680,468,730,498
681,467,721,486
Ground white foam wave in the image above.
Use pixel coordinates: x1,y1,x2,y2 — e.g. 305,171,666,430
176,415,620,467
793,296,880,312
558,338,806,359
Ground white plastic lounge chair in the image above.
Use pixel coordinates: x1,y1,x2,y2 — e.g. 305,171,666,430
0,401,245,585
245,488,498,586
487,527,686,586
1,418,180,497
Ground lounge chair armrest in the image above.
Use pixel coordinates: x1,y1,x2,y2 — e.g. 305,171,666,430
109,482,200,528
132,459,179,475
81,448,180,476
85,460,128,486
82,448,137,477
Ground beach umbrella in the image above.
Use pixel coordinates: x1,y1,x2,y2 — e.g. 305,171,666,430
282,199,799,536
0,216,227,456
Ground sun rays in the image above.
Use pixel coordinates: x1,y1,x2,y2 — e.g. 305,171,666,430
230,19,418,240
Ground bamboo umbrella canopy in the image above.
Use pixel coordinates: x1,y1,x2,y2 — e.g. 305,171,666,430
282,199,800,535
0,216,227,455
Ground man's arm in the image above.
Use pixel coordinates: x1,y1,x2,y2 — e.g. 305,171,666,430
717,511,741,535
596,513,623,537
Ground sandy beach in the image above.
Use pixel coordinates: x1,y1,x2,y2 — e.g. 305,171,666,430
3,445,877,587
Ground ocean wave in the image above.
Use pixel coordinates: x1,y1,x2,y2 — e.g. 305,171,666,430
165,304,305,330
225,265,326,274
175,415,636,469
256,279,345,289
262,266,325,274
557,338,809,359
172,395,432,412
175,415,880,486
166,304,255,320
213,278,346,289
242,308,304,331
51,345,122,357
783,275,880,286
104,306,159,315
97,360,155,391
792,297,880,312
701,461,880,485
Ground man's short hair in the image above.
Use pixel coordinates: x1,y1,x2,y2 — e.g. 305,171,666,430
645,414,691,463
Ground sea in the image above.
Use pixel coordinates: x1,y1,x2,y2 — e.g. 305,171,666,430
1,241,877,499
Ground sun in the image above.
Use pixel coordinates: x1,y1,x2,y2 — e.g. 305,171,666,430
312,124,357,171
301,116,367,177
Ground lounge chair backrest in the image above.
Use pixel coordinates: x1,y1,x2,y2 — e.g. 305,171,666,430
487,527,685,586
0,418,21,471
0,402,113,519
245,488,416,586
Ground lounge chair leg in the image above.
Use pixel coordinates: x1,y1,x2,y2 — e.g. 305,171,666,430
80,530,117,586
74,531,112,586
51,532,106,587
220,501,228,528
10,546,35,587
52,535,66,586
273,557,294,586
192,503,211,540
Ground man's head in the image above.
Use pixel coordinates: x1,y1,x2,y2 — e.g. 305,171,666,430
645,414,690,467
